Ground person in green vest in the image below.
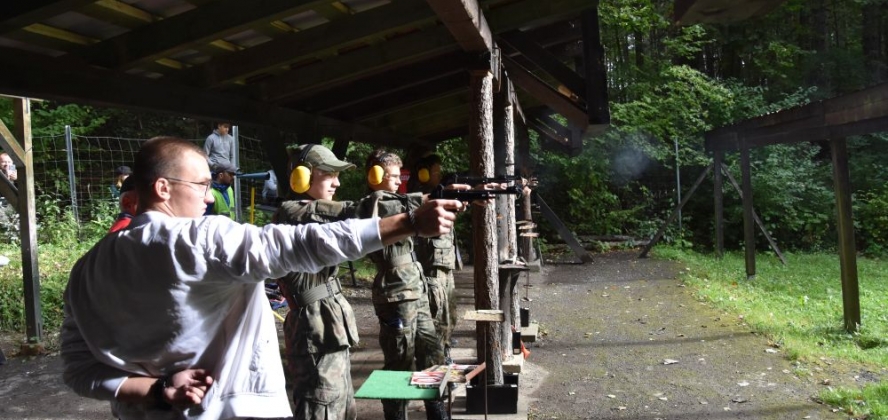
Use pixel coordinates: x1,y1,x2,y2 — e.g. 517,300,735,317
206,162,237,218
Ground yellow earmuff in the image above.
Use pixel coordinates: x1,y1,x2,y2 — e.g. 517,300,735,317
417,167,430,184
367,164,385,186
289,144,315,194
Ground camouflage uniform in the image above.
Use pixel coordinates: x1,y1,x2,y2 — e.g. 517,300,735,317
356,191,448,420
275,199,358,420
414,233,457,354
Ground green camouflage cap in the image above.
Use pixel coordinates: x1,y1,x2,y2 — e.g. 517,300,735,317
301,145,355,172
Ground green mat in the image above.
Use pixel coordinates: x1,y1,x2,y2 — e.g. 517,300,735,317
354,370,441,400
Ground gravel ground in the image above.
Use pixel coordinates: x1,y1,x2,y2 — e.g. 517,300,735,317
0,250,879,419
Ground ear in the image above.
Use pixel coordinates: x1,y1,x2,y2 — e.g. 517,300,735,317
154,178,172,200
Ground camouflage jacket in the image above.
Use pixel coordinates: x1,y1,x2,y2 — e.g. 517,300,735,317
355,190,425,304
274,199,358,354
414,231,456,275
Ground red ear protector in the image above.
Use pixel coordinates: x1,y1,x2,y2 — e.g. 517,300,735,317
289,144,316,194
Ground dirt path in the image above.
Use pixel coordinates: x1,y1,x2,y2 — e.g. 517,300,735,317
525,251,856,420
0,251,868,419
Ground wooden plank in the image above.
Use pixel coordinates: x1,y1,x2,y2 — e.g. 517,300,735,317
0,46,417,149
14,99,43,348
487,0,598,33
79,0,158,29
0,0,96,35
80,0,328,69
426,0,493,52
504,55,588,129
498,30,586,102
177,1,437,88
464,310,505,322
830,138,861,332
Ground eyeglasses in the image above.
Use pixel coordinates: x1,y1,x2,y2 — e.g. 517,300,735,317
164,176,212,195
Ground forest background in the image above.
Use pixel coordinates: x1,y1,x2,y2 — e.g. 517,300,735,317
3,0,888,259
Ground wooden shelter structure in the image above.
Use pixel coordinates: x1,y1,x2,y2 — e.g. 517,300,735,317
703,83,888,332
0,0,789,379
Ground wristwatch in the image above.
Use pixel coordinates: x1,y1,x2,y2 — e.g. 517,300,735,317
150,376,172,410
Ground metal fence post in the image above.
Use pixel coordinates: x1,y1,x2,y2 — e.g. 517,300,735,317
232,125,242,222
64,125,80,223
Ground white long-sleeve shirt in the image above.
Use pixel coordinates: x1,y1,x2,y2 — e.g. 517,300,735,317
61,211,382,419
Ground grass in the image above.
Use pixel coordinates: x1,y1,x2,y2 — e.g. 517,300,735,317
654,247,888,419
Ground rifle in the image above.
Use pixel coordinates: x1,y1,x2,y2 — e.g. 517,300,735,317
429,185,523,200
441,173,523,186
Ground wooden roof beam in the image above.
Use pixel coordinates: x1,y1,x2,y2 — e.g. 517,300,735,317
0,0,96,35
498,29,586,103
80,0,329,70
295,52,470,114
255,0,592,103
705,83,888,151
328,72,466,119
0,46,420,149
504,55,588,130
425,0,493,53
177,1,438,88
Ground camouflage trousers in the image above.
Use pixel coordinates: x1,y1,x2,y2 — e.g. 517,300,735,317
287,349,356,420
426,268,457,347
374,294,448,420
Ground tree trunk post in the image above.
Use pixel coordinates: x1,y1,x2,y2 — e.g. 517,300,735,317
470,65,503,385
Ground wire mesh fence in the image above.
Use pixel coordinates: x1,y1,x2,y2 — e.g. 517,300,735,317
27,126,271,228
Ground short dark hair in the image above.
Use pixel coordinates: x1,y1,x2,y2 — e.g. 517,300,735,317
365,149,402,172
133,137,206,205
414,154,441,172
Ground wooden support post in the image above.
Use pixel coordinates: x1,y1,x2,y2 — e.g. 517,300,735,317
580,8,609,125
830,138,860,332
494,77,520,349
638,164,713,258
740,146,756,280
719,163,786,265
14,98,42,351
713,150,724,258
470,66,503,385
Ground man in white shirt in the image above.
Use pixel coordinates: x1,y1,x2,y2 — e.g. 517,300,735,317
61,136,463,420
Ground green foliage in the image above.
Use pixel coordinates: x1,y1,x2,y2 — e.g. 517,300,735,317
724,144,834,250
855,186,888,256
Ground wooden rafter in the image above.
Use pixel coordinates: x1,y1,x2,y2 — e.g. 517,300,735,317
426,0,494,53
0,0,97,35
176,1,437,88
0,46,422,149
705,82,888,151
79,0,330,70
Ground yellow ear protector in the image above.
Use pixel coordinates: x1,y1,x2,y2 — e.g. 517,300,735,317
367,163,385,186
289,144,315,194
417,166,431,184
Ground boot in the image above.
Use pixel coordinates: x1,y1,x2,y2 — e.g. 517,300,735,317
424,400,450,420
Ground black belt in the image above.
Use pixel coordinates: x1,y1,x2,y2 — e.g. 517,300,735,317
293,278,342,307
